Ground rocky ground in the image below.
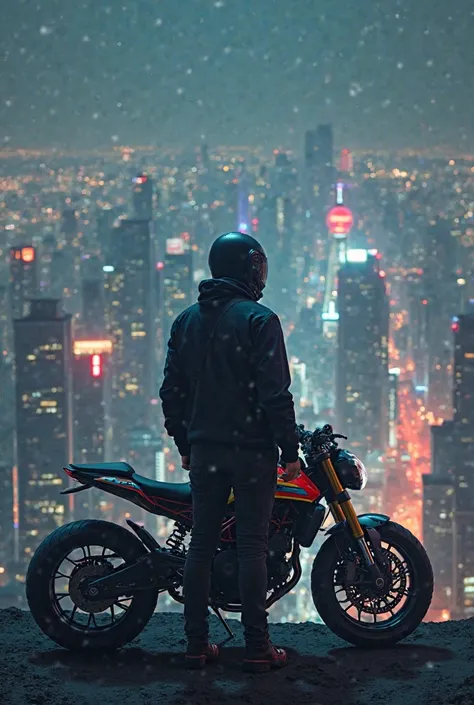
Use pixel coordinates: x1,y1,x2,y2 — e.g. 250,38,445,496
0,608,473,705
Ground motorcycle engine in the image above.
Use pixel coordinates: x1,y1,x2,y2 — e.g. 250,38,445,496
212,532,293,604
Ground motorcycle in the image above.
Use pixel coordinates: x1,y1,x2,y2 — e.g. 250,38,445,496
26,423,433,650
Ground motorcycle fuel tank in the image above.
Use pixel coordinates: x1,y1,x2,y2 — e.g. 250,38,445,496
227,465,321,504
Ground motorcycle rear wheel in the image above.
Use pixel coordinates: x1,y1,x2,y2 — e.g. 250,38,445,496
311,521,433,647
26,519,159,651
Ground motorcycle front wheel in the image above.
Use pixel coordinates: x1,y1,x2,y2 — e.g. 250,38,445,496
26,519,159,651
311,521,433,647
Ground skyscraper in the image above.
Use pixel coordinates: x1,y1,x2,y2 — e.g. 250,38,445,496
72,339,113,519
14,299,73,569
422,474,455,618
104,220,154,451
0,463,13,584
304,125,334,206
336,250,389,459
162,250,194,344
451,311,474,616
304,125,334,172
9,246,37,320
132,174,154,220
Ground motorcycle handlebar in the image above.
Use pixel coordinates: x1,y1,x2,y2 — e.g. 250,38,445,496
296,424,347,449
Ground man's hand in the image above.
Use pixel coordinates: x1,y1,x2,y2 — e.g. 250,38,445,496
282,459,301,482
181,456,190,471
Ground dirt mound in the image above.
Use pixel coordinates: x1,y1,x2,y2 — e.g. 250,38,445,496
0,608,473,705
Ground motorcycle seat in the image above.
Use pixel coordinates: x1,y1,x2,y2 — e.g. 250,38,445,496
69,462,135,478
133,475,192,503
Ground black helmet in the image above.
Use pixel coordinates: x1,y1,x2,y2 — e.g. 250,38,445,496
208,232,268,300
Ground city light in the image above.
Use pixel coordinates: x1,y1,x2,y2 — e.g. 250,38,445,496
103,265,114,272
166,238,185,255
346,248,368,263
91,354,102,377
326,205,354,237
74,340,113,355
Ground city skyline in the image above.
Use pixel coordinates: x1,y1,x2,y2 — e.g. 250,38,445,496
2,0,474,151
0,127,473,625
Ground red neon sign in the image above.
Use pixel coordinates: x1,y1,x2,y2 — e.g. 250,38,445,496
91,354,102,377
326,206,354,236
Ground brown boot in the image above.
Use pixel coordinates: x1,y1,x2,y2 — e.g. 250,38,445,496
243,642,288,673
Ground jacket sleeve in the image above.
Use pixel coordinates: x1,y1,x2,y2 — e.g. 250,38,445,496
253,313,299,463
159,320,191,457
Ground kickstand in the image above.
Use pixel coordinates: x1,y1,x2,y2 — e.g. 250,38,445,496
211,604,234,640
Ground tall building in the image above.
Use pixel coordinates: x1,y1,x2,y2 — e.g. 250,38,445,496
422,474,455,619
104,220,154,451
0,463,13,585
425,218,458,418
72,339,113,519
9,246,37,320
80,257,105,337
132,174,153,220
81,278,105,336
336,250,389,459
451,311,474,617
304,125,334,173
162,250,194,344
14,299,73,570
60,207,78,244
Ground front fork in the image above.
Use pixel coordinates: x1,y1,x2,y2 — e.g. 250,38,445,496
322,456,384,586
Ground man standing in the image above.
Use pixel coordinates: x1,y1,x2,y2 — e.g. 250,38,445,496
159,232,300,673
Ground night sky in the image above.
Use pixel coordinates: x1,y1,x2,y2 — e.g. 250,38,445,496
2,0,473,151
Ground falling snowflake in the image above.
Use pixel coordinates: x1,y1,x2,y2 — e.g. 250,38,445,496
155,18,163,26
293,106,299,113
214,0,225,7
382,99,391,108
92,113,100,120
426,60,433,67
223,46,231,54
176,87,184,95
111,135,119,142
39,26,53,35
83,35,90,42
397,62,404,69
186,68,192,75
5,100,13,107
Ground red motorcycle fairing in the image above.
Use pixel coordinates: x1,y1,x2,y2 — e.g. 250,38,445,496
64,461,321,523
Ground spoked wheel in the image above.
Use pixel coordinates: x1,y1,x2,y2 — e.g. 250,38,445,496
311,521,433,647
26,520,159,650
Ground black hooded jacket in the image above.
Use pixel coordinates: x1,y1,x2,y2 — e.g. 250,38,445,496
159,278,299,463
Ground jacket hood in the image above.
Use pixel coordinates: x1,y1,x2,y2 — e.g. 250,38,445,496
197,277,259,303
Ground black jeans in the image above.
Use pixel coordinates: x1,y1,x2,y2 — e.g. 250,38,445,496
183,443,278,651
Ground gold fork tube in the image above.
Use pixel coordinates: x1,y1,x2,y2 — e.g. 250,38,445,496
321,457,365,539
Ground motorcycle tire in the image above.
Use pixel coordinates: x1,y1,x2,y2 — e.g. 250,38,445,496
311,521,433,647
26,519,159,651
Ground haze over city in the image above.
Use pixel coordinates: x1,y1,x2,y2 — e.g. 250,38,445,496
2,0,474,151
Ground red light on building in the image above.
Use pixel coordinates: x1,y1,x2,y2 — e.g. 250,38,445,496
156,261,165,270
21,247,35,263
340,148,353,173
452,322,460,333
326,206,354,237
91,354,102,377
379,270,386,278
422,299,428,305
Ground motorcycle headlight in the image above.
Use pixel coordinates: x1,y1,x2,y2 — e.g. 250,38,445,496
334,450,368,490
